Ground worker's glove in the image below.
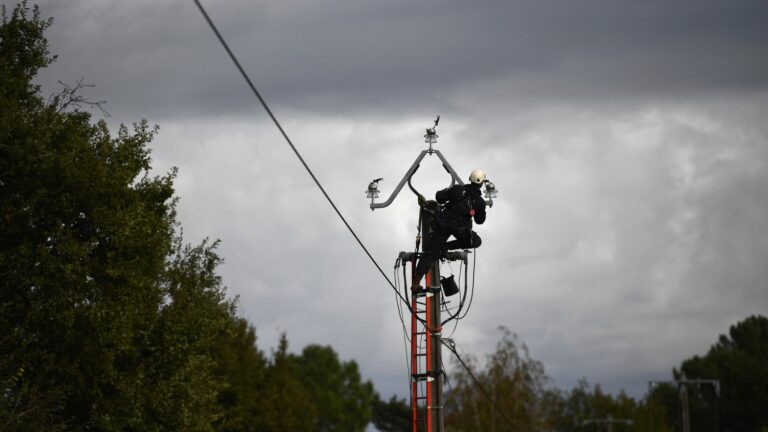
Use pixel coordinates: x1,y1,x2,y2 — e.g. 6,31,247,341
417,194,426,207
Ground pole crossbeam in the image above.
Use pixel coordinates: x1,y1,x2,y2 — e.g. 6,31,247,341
370,149,463,210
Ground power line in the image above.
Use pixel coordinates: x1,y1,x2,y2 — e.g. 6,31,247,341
192,0,410,307
440,338,516,430
193,7,503,429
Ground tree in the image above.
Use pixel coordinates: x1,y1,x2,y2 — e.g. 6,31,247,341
443,328,674,432
253,335,317,431
371,394,410,432
652,315,768,432
1,2,235,429
445,327,549,431
291,344,375,431
212,317,268,432
542,380,671,432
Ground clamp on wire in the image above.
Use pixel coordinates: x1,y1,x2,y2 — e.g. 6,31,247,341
441,337,456,352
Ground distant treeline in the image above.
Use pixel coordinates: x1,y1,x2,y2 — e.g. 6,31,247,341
2,3,766,431
438,317,767,432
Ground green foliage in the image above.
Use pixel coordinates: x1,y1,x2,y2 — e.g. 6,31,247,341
691,314,768,431
443,328,674,432
0,0,54,113
541,380,671,432
0,2,234,429
291,344,375,431
211,330,375,432
248,336,375,432
649,315,768,432
18,3,765,432
371,394,410,432
252,334,317,431
212,317,268,432
0,4,379,431
445,327,549,431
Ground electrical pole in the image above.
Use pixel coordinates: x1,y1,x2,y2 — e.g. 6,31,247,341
366,117,497,432
421,209,443,431
649,373,720,432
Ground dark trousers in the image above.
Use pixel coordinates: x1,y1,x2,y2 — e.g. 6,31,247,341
414,227,481,280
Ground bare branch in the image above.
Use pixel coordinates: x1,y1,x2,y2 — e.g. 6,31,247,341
48,77,110,117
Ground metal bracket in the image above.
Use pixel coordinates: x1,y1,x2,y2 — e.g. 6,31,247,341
370,149,464,210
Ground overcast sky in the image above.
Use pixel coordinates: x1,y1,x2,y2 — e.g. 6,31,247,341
24,0,768,401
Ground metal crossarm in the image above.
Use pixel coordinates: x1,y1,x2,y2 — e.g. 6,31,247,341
371,149,464,210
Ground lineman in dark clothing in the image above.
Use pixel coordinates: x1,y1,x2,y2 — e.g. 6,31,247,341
412,169,487,291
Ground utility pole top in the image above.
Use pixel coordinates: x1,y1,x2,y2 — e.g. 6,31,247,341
364,117,498,210
364,116,492,432
424,115,440,152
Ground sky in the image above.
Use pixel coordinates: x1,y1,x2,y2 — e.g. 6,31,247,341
21,0,768,401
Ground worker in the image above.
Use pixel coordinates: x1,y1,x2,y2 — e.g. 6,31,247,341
412,169,487,292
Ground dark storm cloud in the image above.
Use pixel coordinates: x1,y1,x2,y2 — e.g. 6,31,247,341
22,0,768,401
206,0,768,104
34,0,768,121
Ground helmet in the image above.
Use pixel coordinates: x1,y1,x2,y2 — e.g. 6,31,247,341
469,169,486,185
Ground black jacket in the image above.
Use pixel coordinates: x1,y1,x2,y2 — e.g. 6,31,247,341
435,183,486,231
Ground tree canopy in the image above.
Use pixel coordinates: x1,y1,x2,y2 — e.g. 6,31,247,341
1,2,234,429
648,315,768,432
1,3,375,431
3,3,766,432
444,327,549,431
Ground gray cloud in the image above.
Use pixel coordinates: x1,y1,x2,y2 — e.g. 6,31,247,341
25,0,768,401
34,0,768,121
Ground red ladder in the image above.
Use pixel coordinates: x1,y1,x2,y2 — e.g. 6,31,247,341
410,267,442,432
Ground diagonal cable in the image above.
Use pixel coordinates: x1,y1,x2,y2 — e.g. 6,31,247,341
193,0,409,306
440,338,517,430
